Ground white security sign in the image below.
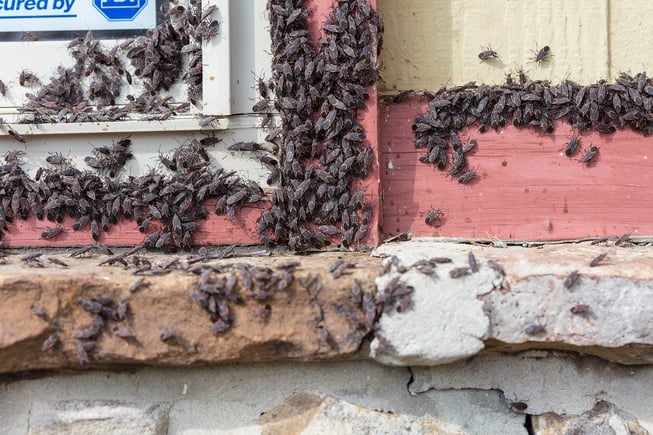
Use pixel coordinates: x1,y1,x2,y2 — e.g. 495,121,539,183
0,0,156,32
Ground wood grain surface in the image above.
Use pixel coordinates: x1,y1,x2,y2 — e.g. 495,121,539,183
379,97,653,240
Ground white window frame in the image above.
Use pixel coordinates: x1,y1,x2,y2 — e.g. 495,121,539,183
0,0,272,134
0,0,274,186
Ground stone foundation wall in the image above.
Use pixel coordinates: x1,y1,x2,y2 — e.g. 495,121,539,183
1,355,652,434
1,239,652,434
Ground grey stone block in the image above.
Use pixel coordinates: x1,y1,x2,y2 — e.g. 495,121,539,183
29,400,168,435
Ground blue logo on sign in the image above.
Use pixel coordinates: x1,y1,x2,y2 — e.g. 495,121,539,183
93,0,147,21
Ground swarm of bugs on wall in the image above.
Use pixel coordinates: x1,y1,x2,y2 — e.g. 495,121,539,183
17,0,217,123
412,68,653,177
28,246,363,367
0,0,412,367
35,291,132,368
0,137,262,250
2,2,386,366
0,1,274,251
11,243,416,365
2,0,383,253
72,295,132,368
352,254,421,329
187,260,301,335
257,0,383,251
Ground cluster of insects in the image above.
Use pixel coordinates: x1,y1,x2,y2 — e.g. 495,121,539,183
525,249,616,336
32,246,194,367
188,260,299,334
25,243,359,366
31,304,61,353
84,137,134,178
448,251,480,278
36,292,132,369
127,0,219,106
591,232,634,247
73,296,132,368
351,252,479,338
349,280,380,330
14,1,218,124
296,273,336,350
562,251,609,290
412,69,653,177
375,274,414,315
353,254,430,327
257,0,382,251
1,1,385,254
327,257,355,279
0,137,261,250
478,44,552,65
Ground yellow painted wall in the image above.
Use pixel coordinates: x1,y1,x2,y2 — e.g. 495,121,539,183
376,0,452,92
377,0,653,92
608,1,653,77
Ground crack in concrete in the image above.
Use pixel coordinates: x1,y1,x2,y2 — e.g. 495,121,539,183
26,405,31,434
406,367,415,396
524,414,535,435
405,379,533,433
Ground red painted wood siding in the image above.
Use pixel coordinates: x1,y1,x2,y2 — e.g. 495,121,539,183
379,98,653,240
1,0,380,248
